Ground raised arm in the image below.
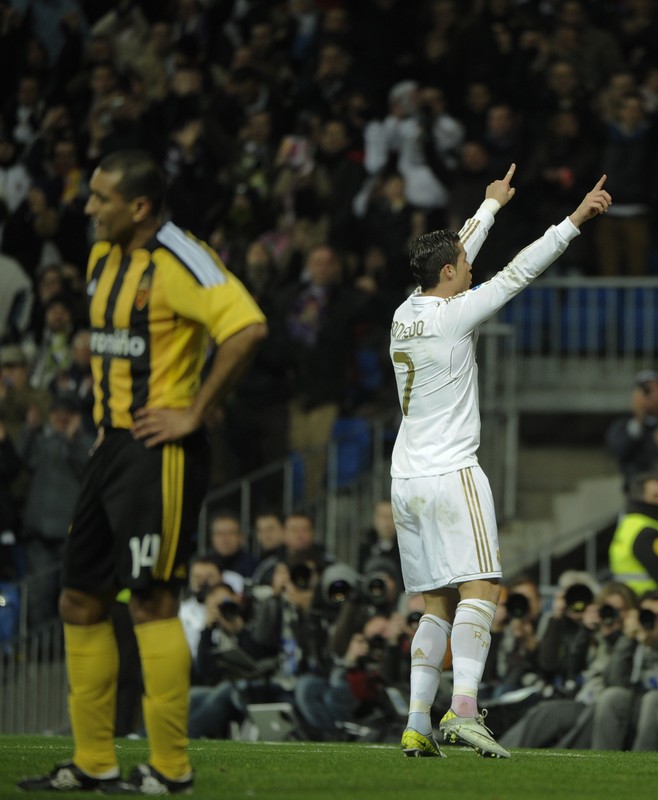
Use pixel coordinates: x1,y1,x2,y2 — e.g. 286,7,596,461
569,174,612,228
485,163,517,208
459,163,517,264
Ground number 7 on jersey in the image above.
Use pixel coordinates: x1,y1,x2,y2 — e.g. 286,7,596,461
393,351,415,416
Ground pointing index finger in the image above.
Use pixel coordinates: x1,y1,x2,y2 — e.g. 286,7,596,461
506,163,516,181
593,174,607,191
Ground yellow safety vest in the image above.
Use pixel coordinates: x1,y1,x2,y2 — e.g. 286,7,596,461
609,512,658,597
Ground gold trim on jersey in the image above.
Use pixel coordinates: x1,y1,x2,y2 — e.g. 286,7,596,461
458,218,480,246
458,467,493,573
155,443,184,580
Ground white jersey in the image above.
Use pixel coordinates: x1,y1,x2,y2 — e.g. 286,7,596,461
390,206,580,478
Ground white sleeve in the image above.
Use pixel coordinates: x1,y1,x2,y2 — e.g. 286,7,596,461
439,217,580,337
457,203,497,265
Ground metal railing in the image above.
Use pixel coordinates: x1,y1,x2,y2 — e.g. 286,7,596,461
0,619,67,734
497,276,658,412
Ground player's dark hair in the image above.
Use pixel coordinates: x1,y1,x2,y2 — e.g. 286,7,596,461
98,150,166,216
409,229,461,291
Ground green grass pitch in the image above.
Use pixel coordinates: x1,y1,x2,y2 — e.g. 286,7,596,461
2,736,657,800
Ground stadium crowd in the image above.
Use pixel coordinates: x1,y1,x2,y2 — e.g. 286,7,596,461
2,0,658,751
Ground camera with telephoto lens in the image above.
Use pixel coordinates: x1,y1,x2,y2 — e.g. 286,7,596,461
289,563,314,591
639,608,657,631
363,572,391,606
195,582,213,604
564,583,594,613
321,563,392,608
407,610,422,627
506,593,530,619
598,604,620,626
218,599,242,622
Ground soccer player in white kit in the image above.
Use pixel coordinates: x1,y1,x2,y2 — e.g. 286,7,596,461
391,165,612,758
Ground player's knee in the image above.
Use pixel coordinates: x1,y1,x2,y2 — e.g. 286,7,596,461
59,588,110,625
129,585,179,624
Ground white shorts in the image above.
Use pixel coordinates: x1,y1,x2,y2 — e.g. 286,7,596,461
391,465,502,593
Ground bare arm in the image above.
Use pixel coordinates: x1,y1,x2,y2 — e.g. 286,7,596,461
132,322,268,447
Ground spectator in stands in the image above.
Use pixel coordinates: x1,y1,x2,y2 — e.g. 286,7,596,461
609,471,658,597
29,292,76,391
554,0,626,95
357,172,418,281
595,91,658,276
606,370,658,494
529,60,593,134
49,328,94,435
274,244,370,501
250,510,287,587
0,128,31,214
207,511,258,581
1,178,62,275
522,109,600,272
0,343,51,445
594,69,638,126
447,140,495,235
313,117,365,254
298,39,354,119
358,499,401,580
5,72,48,148
0,251,33,345
363,80,461,230
17,392,94,628
9,0,89,69
282,512,335,571
222,241,291,501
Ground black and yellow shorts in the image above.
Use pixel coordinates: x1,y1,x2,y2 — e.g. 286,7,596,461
62,427,210,594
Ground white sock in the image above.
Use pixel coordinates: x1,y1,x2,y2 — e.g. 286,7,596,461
450,599,495,712
407,614,451,735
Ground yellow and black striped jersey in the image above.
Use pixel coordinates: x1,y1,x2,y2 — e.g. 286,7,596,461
86,221,265,430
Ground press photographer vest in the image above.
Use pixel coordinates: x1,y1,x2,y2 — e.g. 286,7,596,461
609,512,658,596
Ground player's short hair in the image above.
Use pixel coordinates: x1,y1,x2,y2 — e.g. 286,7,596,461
409,229,461,291
98,150,166,216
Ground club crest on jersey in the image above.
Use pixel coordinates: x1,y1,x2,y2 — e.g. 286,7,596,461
135,275,151,311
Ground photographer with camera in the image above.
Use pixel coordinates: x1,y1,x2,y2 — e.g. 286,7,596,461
477,575,547,737
609,471,658,597
590,589,658,750
188,581,277,739
328,559,404,660
178,556,223,667
499,580,638,749
487,574,544,697
606,371,658,495
535,571,601,689
244,557,355,740
329,613,415,742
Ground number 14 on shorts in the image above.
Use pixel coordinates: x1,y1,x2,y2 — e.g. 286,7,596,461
129,534,162,579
